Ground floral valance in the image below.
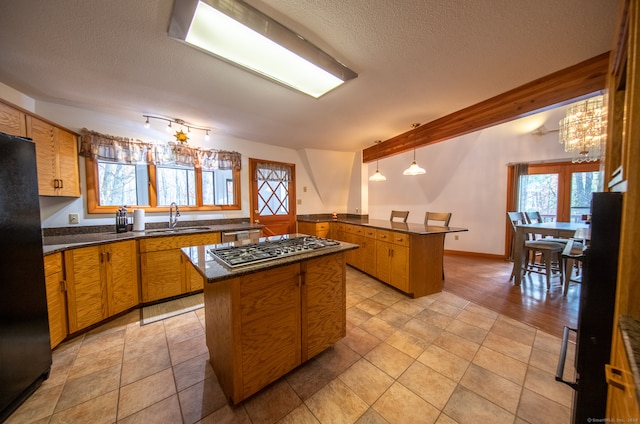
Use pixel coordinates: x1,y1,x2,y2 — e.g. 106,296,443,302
79,128,241,170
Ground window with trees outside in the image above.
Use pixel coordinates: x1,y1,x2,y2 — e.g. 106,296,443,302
518,162,601,222
81,129,241,213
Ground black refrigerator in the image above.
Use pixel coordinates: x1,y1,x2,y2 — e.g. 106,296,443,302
556,191,623,424
0,132,52,422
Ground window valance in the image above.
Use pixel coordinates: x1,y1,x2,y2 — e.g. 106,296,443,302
79,128,241,170
255,162,293,182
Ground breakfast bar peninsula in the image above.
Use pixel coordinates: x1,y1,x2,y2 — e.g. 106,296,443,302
182,235,357,404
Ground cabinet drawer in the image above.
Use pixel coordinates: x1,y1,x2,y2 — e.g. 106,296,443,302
392,232,410,247
376,229,392,242
139,232,218,252
317,222,330,231
363,228,376,238
44,253,63,276
344,224,356,234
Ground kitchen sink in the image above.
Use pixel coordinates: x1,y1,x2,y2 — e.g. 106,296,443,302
146,226,212,234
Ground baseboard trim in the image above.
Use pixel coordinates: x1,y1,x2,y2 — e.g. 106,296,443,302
444,250,506,260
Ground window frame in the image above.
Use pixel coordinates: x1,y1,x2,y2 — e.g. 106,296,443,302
525,161,600,222
85,157,241,213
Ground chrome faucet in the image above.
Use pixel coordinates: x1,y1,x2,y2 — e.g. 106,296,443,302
169,202,180,229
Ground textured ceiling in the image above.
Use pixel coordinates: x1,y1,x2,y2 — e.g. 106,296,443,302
0,0,617,152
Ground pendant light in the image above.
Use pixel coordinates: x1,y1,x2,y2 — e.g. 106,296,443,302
369,140,387,181
403,123,426,175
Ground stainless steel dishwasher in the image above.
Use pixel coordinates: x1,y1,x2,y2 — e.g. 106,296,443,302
221,229,261,243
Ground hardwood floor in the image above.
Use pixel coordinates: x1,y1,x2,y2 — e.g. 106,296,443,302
442,254,580,339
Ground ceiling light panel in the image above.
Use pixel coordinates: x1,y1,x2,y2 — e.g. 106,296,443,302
169,0,357,98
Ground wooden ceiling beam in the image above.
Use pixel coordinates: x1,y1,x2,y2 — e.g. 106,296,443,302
362,52,611,163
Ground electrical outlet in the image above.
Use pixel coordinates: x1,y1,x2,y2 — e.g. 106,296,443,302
454,235,459,240
303,186,307,192
297,199,302,205
69,213,79,224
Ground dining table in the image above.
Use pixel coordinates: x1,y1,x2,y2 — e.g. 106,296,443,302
512,221,590,286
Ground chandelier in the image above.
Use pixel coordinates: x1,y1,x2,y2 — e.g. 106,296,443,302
558,95,607,163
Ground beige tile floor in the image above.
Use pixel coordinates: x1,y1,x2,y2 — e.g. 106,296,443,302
6,267,576,424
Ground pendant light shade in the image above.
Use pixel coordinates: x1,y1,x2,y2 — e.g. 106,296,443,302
369,140,387,181
403,158,426,175
403,123,426,175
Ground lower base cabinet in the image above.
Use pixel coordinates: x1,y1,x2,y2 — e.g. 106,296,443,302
64,240,138,333
204,253,346,404
44,253,67,348
139,233,219,302
606,326,640,419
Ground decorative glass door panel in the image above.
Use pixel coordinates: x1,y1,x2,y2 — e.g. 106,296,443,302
250,159,296,236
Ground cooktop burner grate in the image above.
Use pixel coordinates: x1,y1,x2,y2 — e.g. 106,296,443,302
209,236,340,267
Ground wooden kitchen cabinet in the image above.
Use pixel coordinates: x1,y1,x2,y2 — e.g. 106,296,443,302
64,240,138,332
297,221,331,238
0,100,27,137
205,253,346,404
302,254,346,360
27,116,80,197
376,230,409,292
606,326,640,419
139,232,219,302
44,253,67,348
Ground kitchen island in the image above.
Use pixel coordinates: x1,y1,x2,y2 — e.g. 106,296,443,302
298,216,468,297
182,235,358,404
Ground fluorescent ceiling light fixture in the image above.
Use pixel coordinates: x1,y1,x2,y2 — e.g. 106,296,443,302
169,0,357,98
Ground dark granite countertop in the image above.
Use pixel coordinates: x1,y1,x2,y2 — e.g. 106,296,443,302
42,222,263,255
297,215,467,236
182,234,358,283
618,315,640,405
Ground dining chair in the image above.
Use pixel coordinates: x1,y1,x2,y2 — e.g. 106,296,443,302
561,238,586,296
425,212,452,280
390,210,409,222
424,212,452,226
525,211,569,244
508,211,564,290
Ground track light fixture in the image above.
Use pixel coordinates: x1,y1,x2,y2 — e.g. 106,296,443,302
143,115,212,143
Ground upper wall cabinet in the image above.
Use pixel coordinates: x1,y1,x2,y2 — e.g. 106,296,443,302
1,99,80,197
28,116,80,197
0,101,27,137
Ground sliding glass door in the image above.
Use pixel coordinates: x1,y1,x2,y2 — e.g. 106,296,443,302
518,162,601,222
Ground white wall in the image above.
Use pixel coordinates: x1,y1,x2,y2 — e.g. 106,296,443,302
367,107,575,256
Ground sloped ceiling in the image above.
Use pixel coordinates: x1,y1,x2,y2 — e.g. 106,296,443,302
0,0,617,152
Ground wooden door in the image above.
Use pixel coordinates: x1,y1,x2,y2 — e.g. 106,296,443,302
140,250,185,302
29,116,57,196
44,253,67,348
64,246,106,332
249,159,296,236
0,102,27,136
239,264,301,398
54,127,80,197
302,254,346,361
105,240,139,316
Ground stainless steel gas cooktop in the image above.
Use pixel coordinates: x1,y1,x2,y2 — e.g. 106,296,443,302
209,236,340,267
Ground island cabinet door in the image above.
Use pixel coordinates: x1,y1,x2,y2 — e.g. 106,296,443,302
301,253,347,361
238,264,301,400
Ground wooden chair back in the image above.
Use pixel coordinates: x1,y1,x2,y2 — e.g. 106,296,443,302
424,212,452,226
390,210,409,222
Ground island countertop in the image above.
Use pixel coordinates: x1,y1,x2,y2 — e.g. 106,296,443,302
182,234,358,283
297,216,468,236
